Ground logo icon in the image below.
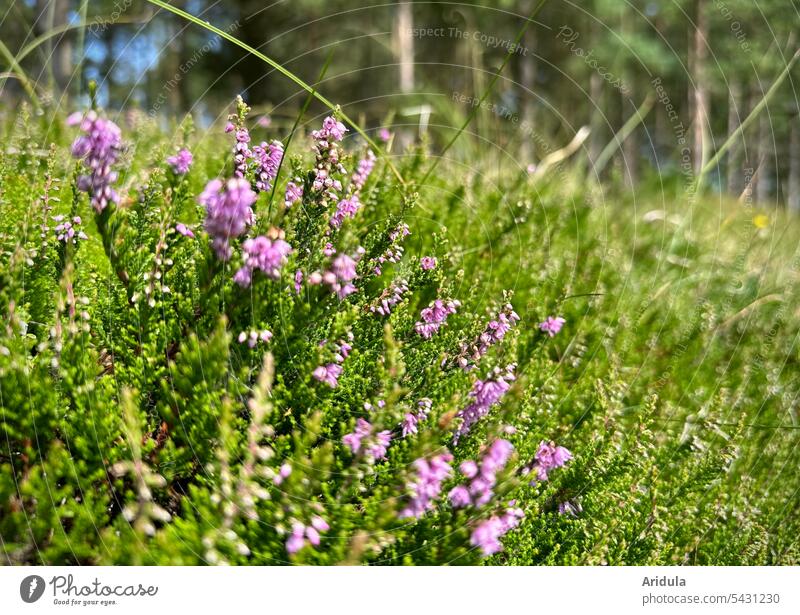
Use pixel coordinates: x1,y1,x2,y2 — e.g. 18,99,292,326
20,575,46,603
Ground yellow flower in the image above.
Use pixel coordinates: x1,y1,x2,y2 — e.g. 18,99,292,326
753,214,769,229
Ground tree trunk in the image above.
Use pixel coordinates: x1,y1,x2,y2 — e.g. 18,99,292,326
691,0,710,175
726,81,743,195
518,0,537,162
788,116,800,212
394,2,414,94
621,9,638,187
589,71,604,171
756,96,772,204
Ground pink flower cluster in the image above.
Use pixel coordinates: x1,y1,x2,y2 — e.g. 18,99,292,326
470,503,524,556
420,256,437,271
330,150,377,229
399,452,453,518
231,126,252,179
401,397,432,437
526,440,572,482
285,516,330,555
233,235,293,287
449,439,513,508
311,117,348,205
252,140,283,192
342,418,392,462
68,111,123,213
313,335,352,388
453,364,516,442
166,148,193,175
175,223,195,238
237,329,273,348
53,215,88,245
309,252,361,300
369,279,409,317
350,150,376,192
415,298,460,339
539,315,565,337
370,223,410,276
199,178,256,261
456,303,520,370
284,180,303,208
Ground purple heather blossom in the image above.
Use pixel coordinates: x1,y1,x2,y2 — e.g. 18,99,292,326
350,150,376,193
470,504,524,556
457,302,520,370
224,122,235,133
415,298,461,339
294,269,303,294
342,418,392,462
252,140,283,192
321,253,359,300
53,215,88,245
539,315,566,337
399,453,453,518
313,116,348,142
558,499,582,517
369,279,409,316
166,148,193,175
310,117,348,206
233,235,292,287
257,115,271,128
313,363,343,388
330,196,360,229
175,223,195,238
199,178,257,261
527,441,572,482
401,413,419,437
232,127,252,178
68,110,123,213
449,439,514,508
379,128,392,142
420,256,437,271
273,462,292,485
285,181,303,208
237,329,273,348
329,151,376,229
369,223,410,275
453,364,516,442
401,397,432,437
285,517,329,555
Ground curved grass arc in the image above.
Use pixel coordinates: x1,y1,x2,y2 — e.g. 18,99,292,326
144,0,406,187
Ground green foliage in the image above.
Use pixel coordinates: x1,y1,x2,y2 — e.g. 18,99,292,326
1,106,798,566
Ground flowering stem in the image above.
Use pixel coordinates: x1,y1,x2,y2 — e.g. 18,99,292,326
145,0,406,187
265,48,335,225
94,206,130,289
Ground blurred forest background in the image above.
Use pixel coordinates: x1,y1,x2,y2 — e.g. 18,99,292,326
2,0,800,207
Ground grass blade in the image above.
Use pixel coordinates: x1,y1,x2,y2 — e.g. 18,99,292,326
419,0,549,185
144,0,405,186
696,48,800,190
265,48,335,222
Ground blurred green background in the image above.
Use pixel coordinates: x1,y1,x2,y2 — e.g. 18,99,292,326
2,1,799,205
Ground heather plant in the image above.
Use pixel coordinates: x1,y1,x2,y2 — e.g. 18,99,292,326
1,96,799,566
